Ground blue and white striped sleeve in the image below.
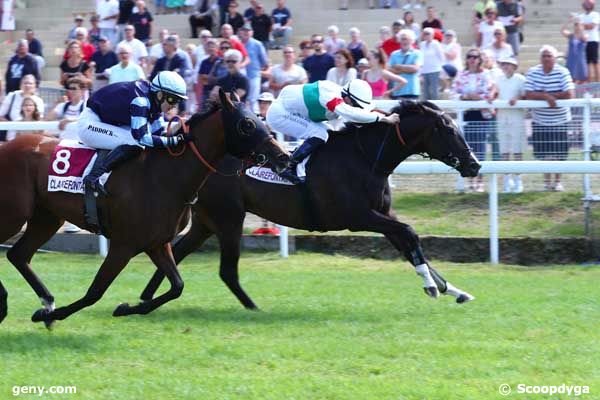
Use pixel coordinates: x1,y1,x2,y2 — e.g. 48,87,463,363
130,96,170,148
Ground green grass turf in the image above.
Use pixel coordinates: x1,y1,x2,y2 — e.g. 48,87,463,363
1,252,599,399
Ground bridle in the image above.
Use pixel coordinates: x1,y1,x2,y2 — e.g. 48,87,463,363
165,114,270,177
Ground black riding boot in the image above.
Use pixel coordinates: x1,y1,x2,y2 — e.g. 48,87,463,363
83,145,142,196
278,137,325,184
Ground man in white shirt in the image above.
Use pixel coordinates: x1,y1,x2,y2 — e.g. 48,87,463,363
96,0,120,46
118,25,149,71
105,43,146,84
580,0,600,81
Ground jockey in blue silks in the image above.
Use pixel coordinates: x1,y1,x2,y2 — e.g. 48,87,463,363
78,71,190,195
266,79,400,184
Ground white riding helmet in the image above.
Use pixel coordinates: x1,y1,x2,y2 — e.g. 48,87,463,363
342,79,373,111
150,71,188,100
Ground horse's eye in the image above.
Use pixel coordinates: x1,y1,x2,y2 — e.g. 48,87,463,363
237,118,256,136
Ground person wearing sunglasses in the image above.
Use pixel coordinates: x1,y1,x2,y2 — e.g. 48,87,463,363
78,70,190,196
266,78,399,184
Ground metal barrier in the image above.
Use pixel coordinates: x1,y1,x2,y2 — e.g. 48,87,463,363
3,99,600,262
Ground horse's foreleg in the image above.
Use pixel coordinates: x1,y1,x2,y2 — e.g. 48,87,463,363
114,243,183,316
7,210,63,326
31,245,134,325
217,227,258,310
139,221,214,302
358,210,474,303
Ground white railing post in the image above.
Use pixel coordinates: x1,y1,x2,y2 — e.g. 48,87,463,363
488,174,499,265
99,235,108,257
582,94,592,198
275,130,289,258
455,109,465,192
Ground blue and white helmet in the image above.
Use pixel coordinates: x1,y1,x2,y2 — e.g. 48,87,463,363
150,71,188,100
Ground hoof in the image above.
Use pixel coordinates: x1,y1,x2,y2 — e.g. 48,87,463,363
31,308,52,323
44,319,56,330
423,286,439,298
113,303,132,317
456,293,475,304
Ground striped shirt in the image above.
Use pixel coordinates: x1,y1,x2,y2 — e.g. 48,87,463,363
524,64,574,125
87,80,171,148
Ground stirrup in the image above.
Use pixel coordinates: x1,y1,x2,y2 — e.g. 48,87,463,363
278,169,304,185
85,178,108,197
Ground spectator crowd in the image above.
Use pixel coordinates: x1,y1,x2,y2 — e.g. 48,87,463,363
0,0,595,195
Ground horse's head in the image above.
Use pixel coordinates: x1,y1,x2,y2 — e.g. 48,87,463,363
217,89,290,173
395,101,481,177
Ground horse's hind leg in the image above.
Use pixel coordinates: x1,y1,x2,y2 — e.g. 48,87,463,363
0,214,38,324
384,231,475,304
139,219,214,302
32,244,134,324
217,225,258,310
114,243,183,316
7,210,63,317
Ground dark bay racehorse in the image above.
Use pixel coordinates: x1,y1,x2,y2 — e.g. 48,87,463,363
0,90,290,326
138,101,481,310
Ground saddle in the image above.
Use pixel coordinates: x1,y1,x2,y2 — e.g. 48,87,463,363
47,140,110,236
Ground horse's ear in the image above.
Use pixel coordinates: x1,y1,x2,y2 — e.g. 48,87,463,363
230,90,241,103
219,88,235,112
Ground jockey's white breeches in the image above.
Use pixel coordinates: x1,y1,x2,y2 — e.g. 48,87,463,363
266,100,329,142
77,108,141,150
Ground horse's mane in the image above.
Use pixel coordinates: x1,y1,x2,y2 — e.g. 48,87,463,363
186,101,221,129
390,100,442,117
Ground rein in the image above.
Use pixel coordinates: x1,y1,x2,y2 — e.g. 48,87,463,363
165,115,267,177
358,108,407,175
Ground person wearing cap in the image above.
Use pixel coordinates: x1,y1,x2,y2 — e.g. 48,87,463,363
494,56,526,193
90,36,119,90
252,90,281,235
66,15,85,43
381,20,405,57
266,79,400,184
79,71,191,195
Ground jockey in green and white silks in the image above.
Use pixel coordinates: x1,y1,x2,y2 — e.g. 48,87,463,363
266,79,399,184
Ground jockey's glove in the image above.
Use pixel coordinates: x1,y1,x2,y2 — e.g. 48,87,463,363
166,134,194,148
